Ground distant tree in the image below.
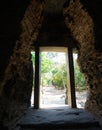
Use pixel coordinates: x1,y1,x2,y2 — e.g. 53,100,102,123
31,52,87,91
74,58,87,91
41,52,53,86
52,64,67,89
31,51,35,86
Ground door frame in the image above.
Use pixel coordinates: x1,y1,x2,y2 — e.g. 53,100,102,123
33,43,76,109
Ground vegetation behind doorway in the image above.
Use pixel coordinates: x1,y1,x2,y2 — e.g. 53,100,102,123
30,49,87,108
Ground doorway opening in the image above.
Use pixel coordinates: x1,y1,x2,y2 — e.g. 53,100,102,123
30,51,35,107
30,47,87,109
40,50,68,108
73,51,87,108
30,47,69,108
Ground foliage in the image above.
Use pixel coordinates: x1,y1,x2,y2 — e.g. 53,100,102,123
52,64,67,89
41,52,53,73
31,51,35,65
74,59,87,91
31,51,87,91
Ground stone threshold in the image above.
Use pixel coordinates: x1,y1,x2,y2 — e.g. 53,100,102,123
17,106,101,129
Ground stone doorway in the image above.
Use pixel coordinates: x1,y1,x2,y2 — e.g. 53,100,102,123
30,46,88,109
30,47,87,109
39,51,68,108
73,52,87,108
30,47,69,108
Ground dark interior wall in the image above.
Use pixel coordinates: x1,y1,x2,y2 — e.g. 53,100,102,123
0,0,45,123
0,0,30,80
0,0,102,126
63,0,102,116
80,0,102,51
0,0,31,122
80,0,102,116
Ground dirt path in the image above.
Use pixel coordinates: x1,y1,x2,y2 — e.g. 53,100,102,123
31,86,87,108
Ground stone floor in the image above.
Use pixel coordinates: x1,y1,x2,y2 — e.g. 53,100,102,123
13,87,102,130
16,106,102,130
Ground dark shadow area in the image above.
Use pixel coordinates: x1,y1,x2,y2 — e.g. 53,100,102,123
80,0,102,51
17,107,101,130
0,0,30,79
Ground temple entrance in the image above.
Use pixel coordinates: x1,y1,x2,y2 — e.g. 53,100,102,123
30,49,87,108
73,52,87,108
39,50,68,108
30,46,88,109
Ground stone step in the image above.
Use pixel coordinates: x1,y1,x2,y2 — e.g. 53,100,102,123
17,107,101,130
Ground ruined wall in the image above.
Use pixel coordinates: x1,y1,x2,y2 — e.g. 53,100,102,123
63,0,102,116
0,0,45,123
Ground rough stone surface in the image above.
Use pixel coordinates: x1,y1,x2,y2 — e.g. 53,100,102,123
0,0,45,123
63,0,102,117
0,0,102,129
17,107,101,130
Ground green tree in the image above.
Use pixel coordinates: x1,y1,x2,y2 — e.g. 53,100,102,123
31,52,53,87
41,52,53,73
74,58,87,91
31,51,35,86
31,51,87,91
52,64,67,89
41,52,53,86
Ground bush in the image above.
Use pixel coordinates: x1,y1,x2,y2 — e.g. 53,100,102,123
74,62,87,91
